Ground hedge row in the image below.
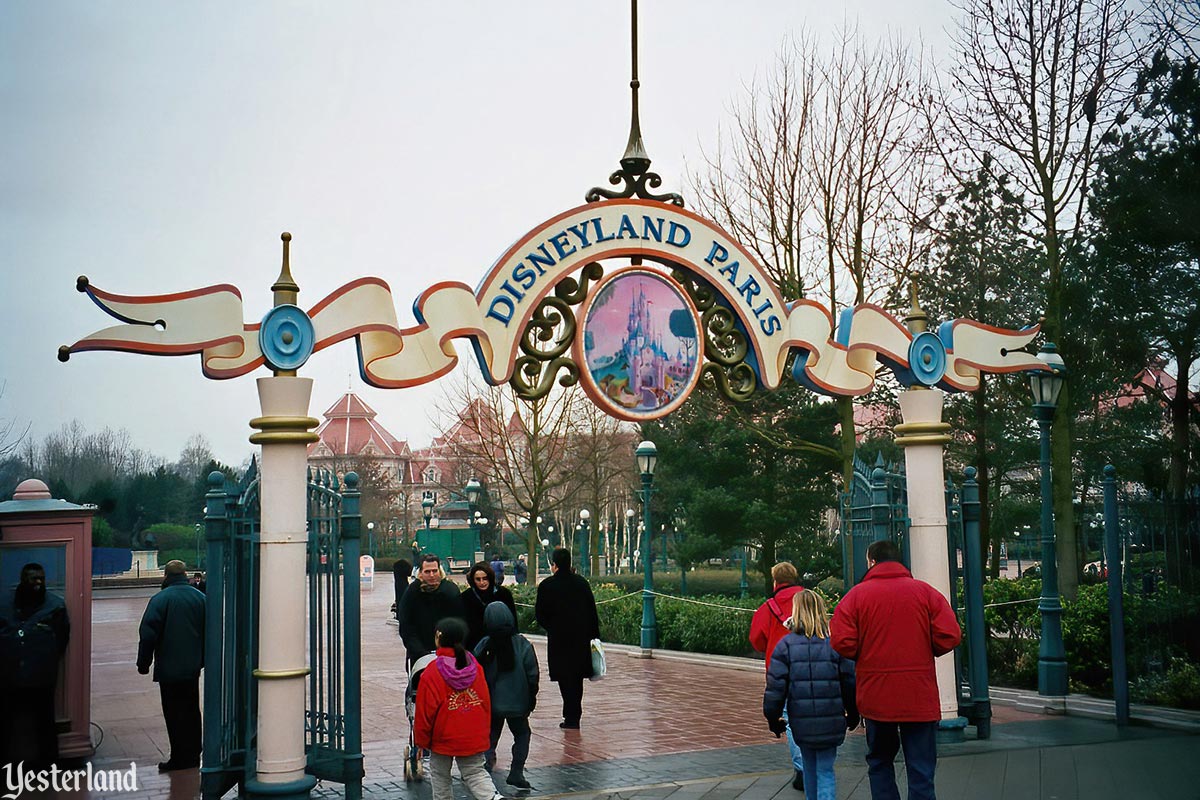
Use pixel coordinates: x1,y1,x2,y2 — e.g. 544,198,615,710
982,575,1200,708
510,583,763,659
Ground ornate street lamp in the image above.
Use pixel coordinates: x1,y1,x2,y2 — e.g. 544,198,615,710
1031,342,1068,696
636,440,658,651
579,509,591,576
419,492,434,558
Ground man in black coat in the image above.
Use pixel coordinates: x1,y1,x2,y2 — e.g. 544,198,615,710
534,548,600,729
138,560,206,772
0,562,70,770
397,554,464,669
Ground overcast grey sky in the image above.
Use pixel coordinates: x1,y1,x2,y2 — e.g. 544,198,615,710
1,1,954,469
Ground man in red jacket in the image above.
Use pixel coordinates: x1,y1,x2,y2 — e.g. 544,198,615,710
749,562,806,790
830,540,961,800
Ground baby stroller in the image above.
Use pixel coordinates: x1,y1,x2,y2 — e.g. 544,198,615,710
403,653,437,783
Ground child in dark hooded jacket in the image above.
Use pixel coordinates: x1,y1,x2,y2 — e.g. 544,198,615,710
474,601,539,791
414,617,505,800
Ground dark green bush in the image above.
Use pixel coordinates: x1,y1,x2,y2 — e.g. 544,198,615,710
1131,657,1200,710
511,582,760,656
982,575,1200,706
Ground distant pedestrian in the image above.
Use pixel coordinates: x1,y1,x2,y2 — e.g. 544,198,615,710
462,562,517,651
137,559,206,772
513,554,528,586
398,555,464,669
413,617,505,800
0,562,70,770
830,540,961,800
393,558,413,630
534,548,600,729
490,554,506,586
750,561,806,789
764,590,858,800
474,602,539,791
190,572,206,593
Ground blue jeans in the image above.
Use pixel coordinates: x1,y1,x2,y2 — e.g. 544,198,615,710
781,707,803,772
864,719,937,800
798,744,838,800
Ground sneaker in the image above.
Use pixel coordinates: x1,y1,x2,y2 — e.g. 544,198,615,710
559,720,580,729
792,769,804,791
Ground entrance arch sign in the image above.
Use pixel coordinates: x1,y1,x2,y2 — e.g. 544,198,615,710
62,198,1045,405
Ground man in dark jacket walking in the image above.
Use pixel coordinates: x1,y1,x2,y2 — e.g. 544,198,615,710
138,560,206,772
534,548,600,729
397,554,464,669
0,562,70,770
830,540,961,800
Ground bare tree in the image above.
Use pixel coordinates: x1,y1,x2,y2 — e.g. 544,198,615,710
1150,0,1200,58
175,434,215,481
0,383,29,462
940,0,1152,596
436,373,583,580
560,399,638,575
691,30,939,577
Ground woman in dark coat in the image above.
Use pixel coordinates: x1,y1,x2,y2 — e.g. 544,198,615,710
764,590,857,800
533,548,600,728
461,562,516,651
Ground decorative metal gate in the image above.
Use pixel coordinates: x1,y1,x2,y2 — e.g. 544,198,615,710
839,453,909,587
201,462,363,800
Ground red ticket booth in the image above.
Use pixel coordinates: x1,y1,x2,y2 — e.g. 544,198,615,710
0,478,95,760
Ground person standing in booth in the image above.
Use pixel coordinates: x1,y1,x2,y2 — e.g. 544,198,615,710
0,562,70,770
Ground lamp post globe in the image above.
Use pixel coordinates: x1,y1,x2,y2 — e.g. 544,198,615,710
635,440,657,651
464,477,482,507
579,509,591,575
1031,342,1068,696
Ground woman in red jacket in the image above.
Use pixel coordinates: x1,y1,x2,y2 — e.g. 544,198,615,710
413,617,506,800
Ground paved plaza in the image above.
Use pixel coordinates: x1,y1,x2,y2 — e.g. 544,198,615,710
80,577,1199,799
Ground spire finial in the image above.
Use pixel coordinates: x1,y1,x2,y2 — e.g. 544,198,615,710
271,232,299,307
905,276,928,334
586,0,683,206
621,0,650,173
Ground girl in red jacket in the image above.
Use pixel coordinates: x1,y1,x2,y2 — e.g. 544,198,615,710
414,617,506,800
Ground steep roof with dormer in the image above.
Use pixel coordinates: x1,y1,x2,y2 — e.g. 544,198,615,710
308,392,410,459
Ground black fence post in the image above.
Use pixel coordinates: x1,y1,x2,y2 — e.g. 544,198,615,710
961,467,991,739
1104,465,1130,726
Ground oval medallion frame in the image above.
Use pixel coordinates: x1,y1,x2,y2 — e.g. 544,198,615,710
573,266,702,422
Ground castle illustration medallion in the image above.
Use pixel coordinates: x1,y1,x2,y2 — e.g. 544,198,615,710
575,267,702,422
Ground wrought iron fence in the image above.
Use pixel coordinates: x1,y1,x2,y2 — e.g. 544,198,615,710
201,463,363,800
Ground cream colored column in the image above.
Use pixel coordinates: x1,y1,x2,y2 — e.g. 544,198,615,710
895,387,959,720
250,376,319,787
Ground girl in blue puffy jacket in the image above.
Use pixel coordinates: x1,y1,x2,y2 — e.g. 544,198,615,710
764,590,857,800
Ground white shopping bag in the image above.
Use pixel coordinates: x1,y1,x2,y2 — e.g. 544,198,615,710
589,638,607,681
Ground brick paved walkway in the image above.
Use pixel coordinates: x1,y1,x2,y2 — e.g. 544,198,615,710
80,577,1199,799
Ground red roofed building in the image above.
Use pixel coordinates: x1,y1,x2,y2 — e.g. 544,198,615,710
309,393,418,479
